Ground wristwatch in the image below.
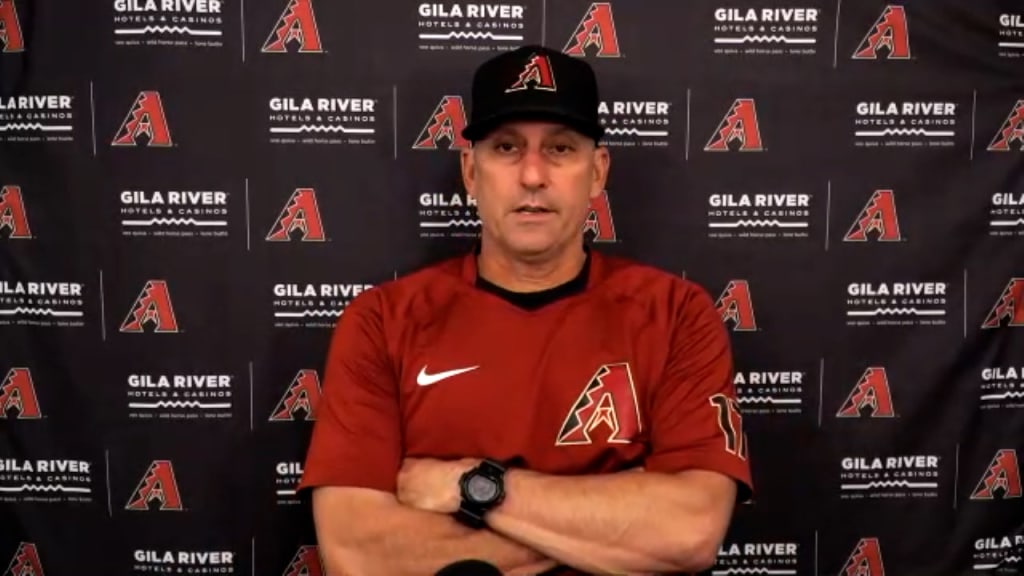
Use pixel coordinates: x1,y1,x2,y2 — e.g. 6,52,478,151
455,459,507,528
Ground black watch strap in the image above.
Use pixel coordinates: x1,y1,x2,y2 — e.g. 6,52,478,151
455,501,488,529
478,458,507,477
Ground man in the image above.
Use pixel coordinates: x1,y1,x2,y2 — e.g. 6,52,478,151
297,45,754,576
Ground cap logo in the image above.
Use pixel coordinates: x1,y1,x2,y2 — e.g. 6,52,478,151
505,53,558,93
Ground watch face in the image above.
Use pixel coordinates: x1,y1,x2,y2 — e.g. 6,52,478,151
467,474,498,502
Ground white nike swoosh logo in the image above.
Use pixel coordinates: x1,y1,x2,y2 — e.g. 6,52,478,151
416,365,480,386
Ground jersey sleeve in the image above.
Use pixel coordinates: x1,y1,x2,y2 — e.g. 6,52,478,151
297,288,402,494
644,282,754,503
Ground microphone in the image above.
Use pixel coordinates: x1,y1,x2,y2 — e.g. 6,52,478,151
434,559,503,576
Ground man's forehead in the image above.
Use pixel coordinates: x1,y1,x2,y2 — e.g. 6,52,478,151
486,121,586,140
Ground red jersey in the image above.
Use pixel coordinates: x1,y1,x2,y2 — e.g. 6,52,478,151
299,249,754,571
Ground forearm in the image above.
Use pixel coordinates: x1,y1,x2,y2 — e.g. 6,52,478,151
319,500,556,576
485,469,725,574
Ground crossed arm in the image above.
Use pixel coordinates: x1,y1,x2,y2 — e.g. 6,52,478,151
312,459,739,576
312,482,553,576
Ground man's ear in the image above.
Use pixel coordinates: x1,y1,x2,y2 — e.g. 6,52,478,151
461,147,476,199
590,145,610,199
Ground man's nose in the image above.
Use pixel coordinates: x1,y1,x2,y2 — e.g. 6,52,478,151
518,148,549,189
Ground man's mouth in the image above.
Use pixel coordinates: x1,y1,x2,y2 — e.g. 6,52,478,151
515,206,553,214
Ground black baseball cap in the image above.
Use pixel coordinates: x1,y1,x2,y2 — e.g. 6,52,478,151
461,45,604,143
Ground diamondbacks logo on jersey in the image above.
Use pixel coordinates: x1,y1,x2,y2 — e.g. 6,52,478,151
844,189,902,242
267,188,325,242
853,5,910,60
413,95,470,150
0,0,24,53
0,367,41,419
982,278,1024,329
555,363,641,446
716,280,757,331
281,546,323,576
710,394,747,459
837,367,896,418
505,53,557,93
987,100,1024,151
3,542,43,576
112,91,173,147
583,190,616,242
563,2,621,58
262,0,323,53
270,369,321,421
126,460,184,511
840,538,886,576
970,449,1022,500
120,280,180,333
0,185,31,239
705,99,763,152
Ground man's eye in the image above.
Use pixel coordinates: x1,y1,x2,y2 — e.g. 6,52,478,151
550,144,574,154
493,142,517,152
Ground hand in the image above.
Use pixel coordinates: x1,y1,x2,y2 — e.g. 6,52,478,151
397,457,480,514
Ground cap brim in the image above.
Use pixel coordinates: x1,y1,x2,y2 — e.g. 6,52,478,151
461,107,604,143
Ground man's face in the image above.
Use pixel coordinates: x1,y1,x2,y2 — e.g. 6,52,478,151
460,121,610,260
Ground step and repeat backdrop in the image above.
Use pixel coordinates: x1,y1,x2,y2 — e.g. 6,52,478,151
2,0,1023,574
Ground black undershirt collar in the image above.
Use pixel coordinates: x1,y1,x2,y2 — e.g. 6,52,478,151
474,246,590,310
